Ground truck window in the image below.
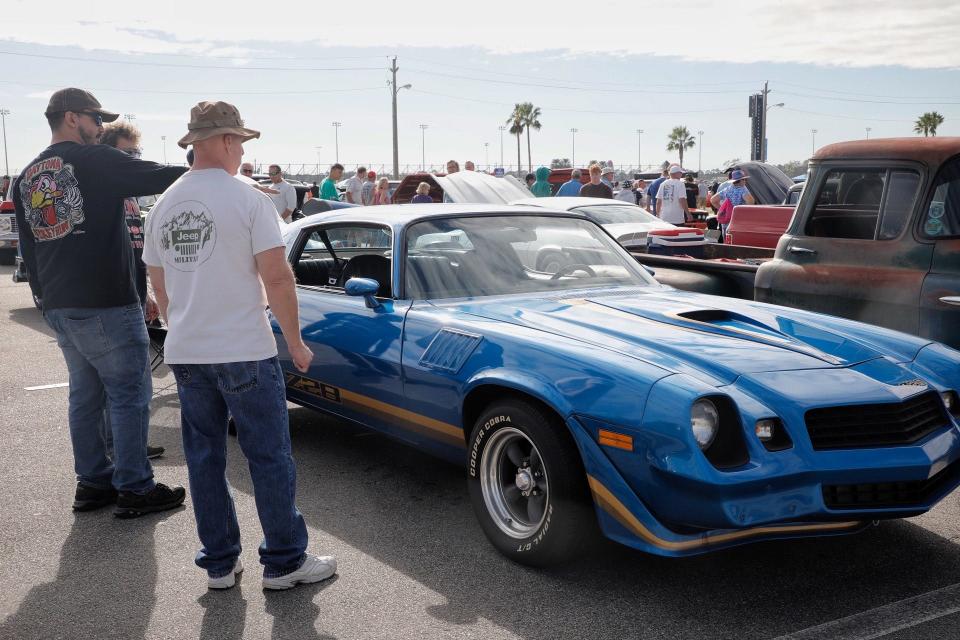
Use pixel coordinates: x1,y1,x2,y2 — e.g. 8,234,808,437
804,168,919,240
922,157,960,238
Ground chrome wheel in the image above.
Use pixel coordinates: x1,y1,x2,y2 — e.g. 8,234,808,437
480,427,550,539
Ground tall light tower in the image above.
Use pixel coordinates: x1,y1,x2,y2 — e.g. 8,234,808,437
498,126,506,168
388,57,411,179
0,108,8,177
315,146,323,177
697,130,704,173
636,129,643,171
419,124,428,171
570,128,578,167
811,129,818,156
160,135,167,164
331,122,342,163
484,142,489,170
865,127,872,139
123,113,136,122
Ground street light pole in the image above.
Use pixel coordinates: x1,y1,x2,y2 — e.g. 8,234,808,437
865,127,872,139
0,108,8,177
697,130,704,173
160,135,167,164
498,126,505,168
811,129,817,156
570,128,578,167
315,146,322,178
484,142,489,170
419,124,428,171
636,129,643,171
388,57,411,180
332,122,341,163
124,113,136,123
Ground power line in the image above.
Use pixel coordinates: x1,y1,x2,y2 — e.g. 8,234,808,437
0,78,386,96
777,89,960,106
0,49,384,72
780,107,925,123
772,79,960,101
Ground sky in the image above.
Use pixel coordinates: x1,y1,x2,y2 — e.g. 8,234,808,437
0,0,958,176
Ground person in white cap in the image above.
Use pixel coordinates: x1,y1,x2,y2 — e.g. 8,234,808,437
143,100,336,591
655,164,690,225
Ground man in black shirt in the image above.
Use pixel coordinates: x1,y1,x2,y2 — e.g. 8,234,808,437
14,88,186,517
578,163,613,198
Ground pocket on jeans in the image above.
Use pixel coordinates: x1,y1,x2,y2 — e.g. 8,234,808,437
170,365,192,386
62,315,111,359
215,361,259,394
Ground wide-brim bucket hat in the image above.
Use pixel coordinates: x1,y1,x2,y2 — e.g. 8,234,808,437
178,100,260,149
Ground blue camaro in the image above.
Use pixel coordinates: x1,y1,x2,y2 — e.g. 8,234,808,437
275,204,960,566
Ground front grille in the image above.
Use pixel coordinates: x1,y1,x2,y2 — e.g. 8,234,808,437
823,458,960,509
805,391,947,450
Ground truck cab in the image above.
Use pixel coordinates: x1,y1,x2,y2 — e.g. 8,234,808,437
756,138,960,347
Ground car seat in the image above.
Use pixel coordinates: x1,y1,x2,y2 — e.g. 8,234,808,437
337,254,391,297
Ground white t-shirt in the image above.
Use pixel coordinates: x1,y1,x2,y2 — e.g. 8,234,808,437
267,179,296,220
142,169,285,364
344,175,364,203
614,188,636,203
656,178,687,224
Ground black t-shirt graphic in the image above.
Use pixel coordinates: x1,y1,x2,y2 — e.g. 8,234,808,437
13,142,186,310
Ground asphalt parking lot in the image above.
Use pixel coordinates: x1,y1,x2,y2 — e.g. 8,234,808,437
2,263,960,640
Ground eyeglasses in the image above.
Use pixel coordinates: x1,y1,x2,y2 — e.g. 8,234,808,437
268,171,280,176
76,111,104,126
241,168,254,174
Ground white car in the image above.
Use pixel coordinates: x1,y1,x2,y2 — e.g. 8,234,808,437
511,197,677,249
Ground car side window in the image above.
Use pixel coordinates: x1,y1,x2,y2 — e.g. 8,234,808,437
922,157,960,238
292,224,393,297
803,168,920,240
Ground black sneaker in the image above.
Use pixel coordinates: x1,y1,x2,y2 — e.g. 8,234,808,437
73,483,118,512
114,482,186,519
147,445,165,460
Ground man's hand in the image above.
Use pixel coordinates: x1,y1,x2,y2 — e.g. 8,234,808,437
289,341,314,373
145,297,160,322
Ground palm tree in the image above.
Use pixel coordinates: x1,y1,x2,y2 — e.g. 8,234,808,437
520,102,542,172
914,112,945,137
506,104,525,175
666,126,696,167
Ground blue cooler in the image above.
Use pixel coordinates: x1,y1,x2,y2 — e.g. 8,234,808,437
646,228,707,258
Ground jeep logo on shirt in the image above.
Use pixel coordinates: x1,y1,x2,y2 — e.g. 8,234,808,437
156,202,216,271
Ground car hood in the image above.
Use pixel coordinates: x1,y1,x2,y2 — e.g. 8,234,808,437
603,221,677,246
447,289,891,385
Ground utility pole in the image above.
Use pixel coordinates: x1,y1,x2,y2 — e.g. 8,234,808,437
811,129,817,156
697,130,704,173
0,108,8,177
160,135,167,164
332,122,341,163
315,146,322,178
760,81,769,162
388,56,411,180
419,124,428,171
636,129,643,171
484,142,489,170
498,126,505,168
570,128,578,167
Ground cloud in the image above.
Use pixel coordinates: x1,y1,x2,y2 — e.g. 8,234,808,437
0,0,958,68
25,89,55,100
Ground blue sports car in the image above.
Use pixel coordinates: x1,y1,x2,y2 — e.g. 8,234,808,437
275,204,960,566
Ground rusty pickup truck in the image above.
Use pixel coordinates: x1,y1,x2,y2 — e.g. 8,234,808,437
634,138,960,349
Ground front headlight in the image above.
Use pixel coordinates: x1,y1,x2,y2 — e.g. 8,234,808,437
691,399,719,449
0,217,10,233
943,391,959,417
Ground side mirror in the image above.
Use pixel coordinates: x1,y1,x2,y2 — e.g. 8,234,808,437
345,277,382,309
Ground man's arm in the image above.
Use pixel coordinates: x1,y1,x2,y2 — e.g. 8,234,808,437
254,247,313,373
146,265,169,323
96,146,188,198
280,184,295,221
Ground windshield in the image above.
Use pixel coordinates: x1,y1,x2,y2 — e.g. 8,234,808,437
572,204,664,226
405,215,657,299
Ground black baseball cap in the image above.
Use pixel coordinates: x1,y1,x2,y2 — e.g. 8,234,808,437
44,88,119,122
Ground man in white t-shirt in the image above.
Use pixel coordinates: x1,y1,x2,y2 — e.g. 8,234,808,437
656,165,690,224
143,100,336,592
343,166,365,204
266,164,296,223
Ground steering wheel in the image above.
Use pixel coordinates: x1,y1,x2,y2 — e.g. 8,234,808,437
550,263,596,280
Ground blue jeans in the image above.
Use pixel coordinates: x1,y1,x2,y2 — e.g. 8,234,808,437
169,357,307,578
44,304,155,493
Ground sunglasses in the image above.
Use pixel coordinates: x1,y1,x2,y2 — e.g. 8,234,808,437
241,168,254,174
268,171,280,176
76,111,104,126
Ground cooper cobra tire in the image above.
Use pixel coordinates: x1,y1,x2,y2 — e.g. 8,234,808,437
467,399,594,567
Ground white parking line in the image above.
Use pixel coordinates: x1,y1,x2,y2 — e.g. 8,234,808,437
773,582,960,640
24,382,69,391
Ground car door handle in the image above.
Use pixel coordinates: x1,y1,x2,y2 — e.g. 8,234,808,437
789,246,817,255
940,296,960,307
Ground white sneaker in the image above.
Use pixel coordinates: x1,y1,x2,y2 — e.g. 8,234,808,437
208,558,244,590
262,554,337,591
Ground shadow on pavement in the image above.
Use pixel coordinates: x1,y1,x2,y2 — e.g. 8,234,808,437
263,577,338,640
216,406,960,640
7,306,54,339
0,509,175,640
